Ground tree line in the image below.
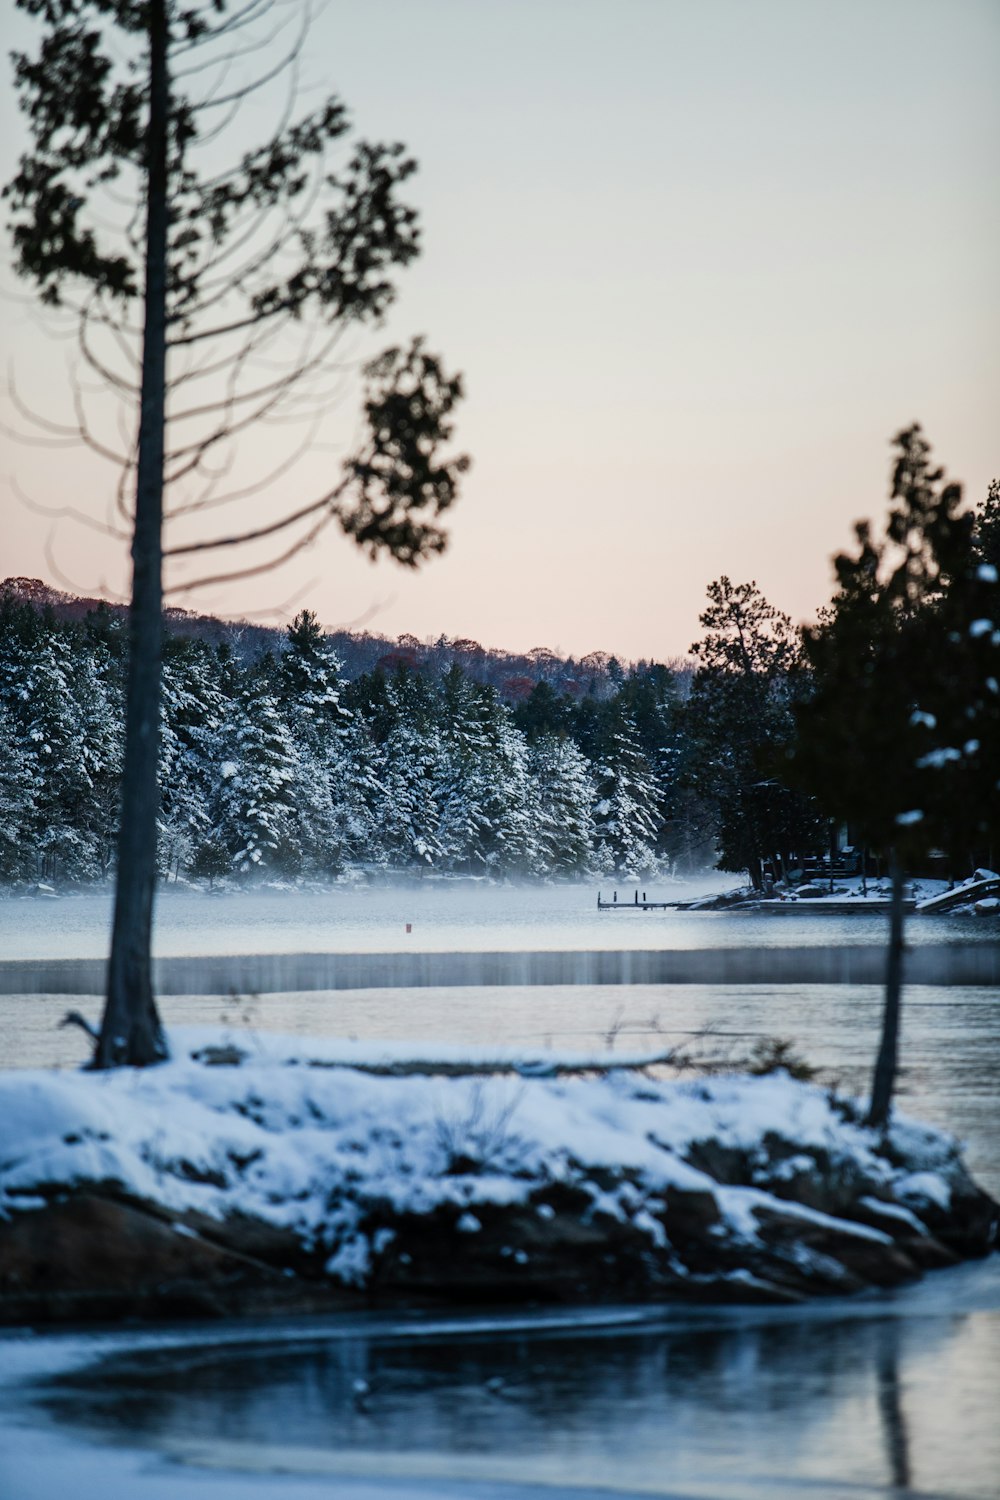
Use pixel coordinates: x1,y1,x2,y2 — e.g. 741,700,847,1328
0,595,674,884
3,432,996,894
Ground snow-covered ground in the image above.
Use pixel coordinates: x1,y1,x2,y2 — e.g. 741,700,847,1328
0,1026,972,1285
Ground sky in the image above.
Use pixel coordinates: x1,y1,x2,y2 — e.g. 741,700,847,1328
1,0,998,661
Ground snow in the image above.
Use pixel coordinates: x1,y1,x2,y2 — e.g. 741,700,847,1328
916,747,961,769
0,1026,965,1286
893,1170,952,1212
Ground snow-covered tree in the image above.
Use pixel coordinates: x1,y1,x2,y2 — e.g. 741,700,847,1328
435,670,538,873
592,713,660,876
0,631,109,880
68,642,123,879
379,718,446,867
0,701,39,880
159,641,228,879
529,734,595,875
211,671,299,876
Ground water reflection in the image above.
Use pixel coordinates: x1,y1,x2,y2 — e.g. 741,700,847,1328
877,1347,911,1490
39,1277,1000,1498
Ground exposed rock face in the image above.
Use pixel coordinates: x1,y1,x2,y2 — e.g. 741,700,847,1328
1,1157,993,1325
0,1196,352,1324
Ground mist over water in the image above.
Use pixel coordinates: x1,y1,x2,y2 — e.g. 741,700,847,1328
2,875,997,959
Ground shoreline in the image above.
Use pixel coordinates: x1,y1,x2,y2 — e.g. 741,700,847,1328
2,1029,996,1328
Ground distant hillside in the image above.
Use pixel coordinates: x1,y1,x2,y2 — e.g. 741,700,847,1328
0,577,689,702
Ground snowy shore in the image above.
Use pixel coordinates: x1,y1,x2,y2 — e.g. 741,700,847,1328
1,1027,995,1324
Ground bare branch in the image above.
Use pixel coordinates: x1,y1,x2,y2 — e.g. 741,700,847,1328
70,368,129,467
170,0,279,56
166,407,322,518
5,368,84,442
189,35,303,117
9,471,130,542
42,524,127,604
79,302,142,398
165,479,344,556
165,323,341,426
165,506,335,594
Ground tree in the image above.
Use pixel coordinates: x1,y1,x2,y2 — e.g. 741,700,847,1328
973,478,1000,576
592,710,660,876
684,578,818,886
794,426,980,1126
211,663,299,875
0,702,39,881
158,636,227,879
530,734,596,875
6,1,468,1065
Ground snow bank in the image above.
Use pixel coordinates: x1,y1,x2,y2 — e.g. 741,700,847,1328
0,1028,994,1317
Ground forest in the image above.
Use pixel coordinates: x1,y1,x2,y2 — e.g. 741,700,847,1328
2,436,997,892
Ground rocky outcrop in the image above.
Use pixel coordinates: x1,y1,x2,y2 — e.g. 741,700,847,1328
1,1151,993,1325
0,1046,995,1325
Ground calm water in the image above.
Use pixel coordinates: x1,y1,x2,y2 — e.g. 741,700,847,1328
1,881,997,1498
1,1263,998,1499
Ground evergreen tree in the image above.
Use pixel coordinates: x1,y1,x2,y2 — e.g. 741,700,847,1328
379,718,446,868
435,669,538,873
212,668,299,876
0,702,39,881
278,611,354,873
794,426,979,1126
0,630,102,880
972,479,1000,576
159,638,227,879
513,679,574,743
592,712,660,875
69,641,123,879
530,735,596,875
684,577,818,886
279,612,351,753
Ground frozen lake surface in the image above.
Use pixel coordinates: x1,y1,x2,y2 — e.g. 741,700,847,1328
1,876,997,959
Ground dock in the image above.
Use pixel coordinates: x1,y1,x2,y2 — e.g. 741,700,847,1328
597,890,679,911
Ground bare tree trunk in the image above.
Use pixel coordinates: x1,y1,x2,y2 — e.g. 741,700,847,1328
95,0,169,1069
867,846,905,1127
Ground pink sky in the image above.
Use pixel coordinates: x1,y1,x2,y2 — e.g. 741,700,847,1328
2,0,998,661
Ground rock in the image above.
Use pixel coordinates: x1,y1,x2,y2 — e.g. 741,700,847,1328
750,1204,921,1291
1,1091,995,1325
660,1185,721,1247
0,1194,351,1325
893,1177,997,1258
366,1197,679,1303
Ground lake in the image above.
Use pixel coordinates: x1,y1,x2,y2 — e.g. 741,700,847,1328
0,878,997,1499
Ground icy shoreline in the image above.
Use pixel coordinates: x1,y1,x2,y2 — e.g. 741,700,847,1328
1,1027,995,1324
